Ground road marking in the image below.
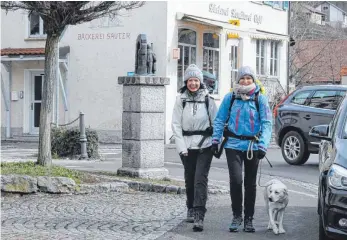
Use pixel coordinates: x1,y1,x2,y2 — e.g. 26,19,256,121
288,189,317,198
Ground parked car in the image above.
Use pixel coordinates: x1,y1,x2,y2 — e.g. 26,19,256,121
308,95,347,240
274,85,347,165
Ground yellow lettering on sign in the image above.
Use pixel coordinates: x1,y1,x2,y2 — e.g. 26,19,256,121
228,19,240,26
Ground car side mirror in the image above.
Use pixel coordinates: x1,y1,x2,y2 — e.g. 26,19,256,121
309,125,331,141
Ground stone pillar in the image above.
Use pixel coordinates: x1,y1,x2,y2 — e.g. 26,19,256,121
117,76,170,179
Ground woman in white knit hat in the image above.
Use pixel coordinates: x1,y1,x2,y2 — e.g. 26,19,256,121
171,64,218,232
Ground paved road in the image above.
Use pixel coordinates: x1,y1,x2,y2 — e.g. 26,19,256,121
1,142,320,185
1,141,321,240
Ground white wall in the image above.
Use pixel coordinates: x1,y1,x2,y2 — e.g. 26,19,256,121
329,4,345,22
1,10,46,48
58,1,168,141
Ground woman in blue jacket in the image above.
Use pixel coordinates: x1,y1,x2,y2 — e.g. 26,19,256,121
211,66,272,233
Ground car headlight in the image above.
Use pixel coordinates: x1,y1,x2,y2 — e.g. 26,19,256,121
328,164,347,190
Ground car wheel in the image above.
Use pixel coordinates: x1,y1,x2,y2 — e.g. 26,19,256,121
281,131,310,165
319,215,333,240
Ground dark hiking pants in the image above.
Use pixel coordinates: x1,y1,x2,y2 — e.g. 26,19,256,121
225,149,260,218
180,147,213,214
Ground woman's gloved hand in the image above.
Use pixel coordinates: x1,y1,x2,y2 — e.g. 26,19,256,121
211,143,219,156
257,149,266,160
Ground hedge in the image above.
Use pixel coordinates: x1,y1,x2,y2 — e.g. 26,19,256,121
51,127,100,159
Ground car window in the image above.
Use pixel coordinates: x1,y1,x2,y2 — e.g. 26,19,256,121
336,91,346,108
308,90,337,110
344,115,347,138
329,105,342,138
291,91,312,105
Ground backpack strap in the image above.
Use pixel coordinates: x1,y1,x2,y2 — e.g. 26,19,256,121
182,99,187,109
182,95,212,127
205,95,212,127
254,91,260,112
225,93,236,124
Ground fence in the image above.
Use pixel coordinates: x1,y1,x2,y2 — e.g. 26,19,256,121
50,111,88,160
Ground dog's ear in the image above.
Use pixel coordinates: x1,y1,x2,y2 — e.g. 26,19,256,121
283,188,288,197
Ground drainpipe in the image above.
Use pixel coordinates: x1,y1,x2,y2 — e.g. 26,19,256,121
286,2,291,94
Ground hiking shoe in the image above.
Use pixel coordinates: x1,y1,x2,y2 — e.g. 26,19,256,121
243,216,255,232
193,211,204,232
229,215,243,232
186,208,194,223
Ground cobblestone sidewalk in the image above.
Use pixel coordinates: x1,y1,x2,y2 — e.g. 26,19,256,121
1,192,186,240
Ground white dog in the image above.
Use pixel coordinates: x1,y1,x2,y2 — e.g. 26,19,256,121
264,179,289,235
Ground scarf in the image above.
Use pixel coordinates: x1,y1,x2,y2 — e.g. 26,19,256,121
233,83,256,100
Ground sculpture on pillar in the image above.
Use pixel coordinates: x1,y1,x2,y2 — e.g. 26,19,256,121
135,34,157,75
147,43,157,75
135,34,148,75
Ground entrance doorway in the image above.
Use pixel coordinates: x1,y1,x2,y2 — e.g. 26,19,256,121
30,72,44,134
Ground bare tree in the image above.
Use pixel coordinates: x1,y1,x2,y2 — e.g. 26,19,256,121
289,1,347,86
1,1,144,166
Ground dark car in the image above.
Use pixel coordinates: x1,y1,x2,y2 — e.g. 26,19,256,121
308,95,347,240
274,85,347,165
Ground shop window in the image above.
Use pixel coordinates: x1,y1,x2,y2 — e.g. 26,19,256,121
256,39,266,75
230,45,238,87
177,28,197,90
269,41,279,77
29,12,46,38
203,33,220,94
272,1,283,9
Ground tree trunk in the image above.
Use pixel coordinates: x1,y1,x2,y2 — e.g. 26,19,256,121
37,34,60,166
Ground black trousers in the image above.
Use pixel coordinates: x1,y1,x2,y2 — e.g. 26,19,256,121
225,149,260,218
180,147,213,213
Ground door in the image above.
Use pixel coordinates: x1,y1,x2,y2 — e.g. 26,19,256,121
30,72,44,134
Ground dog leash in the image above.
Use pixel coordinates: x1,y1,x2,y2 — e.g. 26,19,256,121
257,155,273,187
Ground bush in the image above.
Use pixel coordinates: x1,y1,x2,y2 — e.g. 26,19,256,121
51,127,100,159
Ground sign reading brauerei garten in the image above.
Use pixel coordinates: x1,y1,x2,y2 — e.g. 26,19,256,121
208,3,263,25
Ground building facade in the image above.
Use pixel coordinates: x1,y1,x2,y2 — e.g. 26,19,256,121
1,1,289,143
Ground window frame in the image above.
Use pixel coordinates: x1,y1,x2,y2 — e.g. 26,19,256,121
177,28,197,90
290,90,313,106
27,13,47,39
230,45,238,87
202,32,221,94
256,39,266,76
269,41,279,77
306,90,339,110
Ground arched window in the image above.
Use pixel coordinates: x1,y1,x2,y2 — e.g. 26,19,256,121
177,28,197,89
203,33,220,94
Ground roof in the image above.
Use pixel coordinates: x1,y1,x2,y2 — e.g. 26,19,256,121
315,1,347,15
0,48,45,56
341,67,347,76
304,4,325,15
293,40,347,84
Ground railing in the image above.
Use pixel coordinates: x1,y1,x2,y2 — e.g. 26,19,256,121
51,111,88,160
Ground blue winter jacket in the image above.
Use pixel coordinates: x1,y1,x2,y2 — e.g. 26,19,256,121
212,84,272,152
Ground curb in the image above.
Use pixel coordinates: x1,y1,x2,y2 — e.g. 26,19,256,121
1,174,229,195
86,174,230,195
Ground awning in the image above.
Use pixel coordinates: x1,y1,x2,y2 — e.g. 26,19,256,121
176,12,289,42
1,46,70,62
177,12,235,30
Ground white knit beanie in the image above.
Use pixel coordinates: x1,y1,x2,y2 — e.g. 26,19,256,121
184,64,203,83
